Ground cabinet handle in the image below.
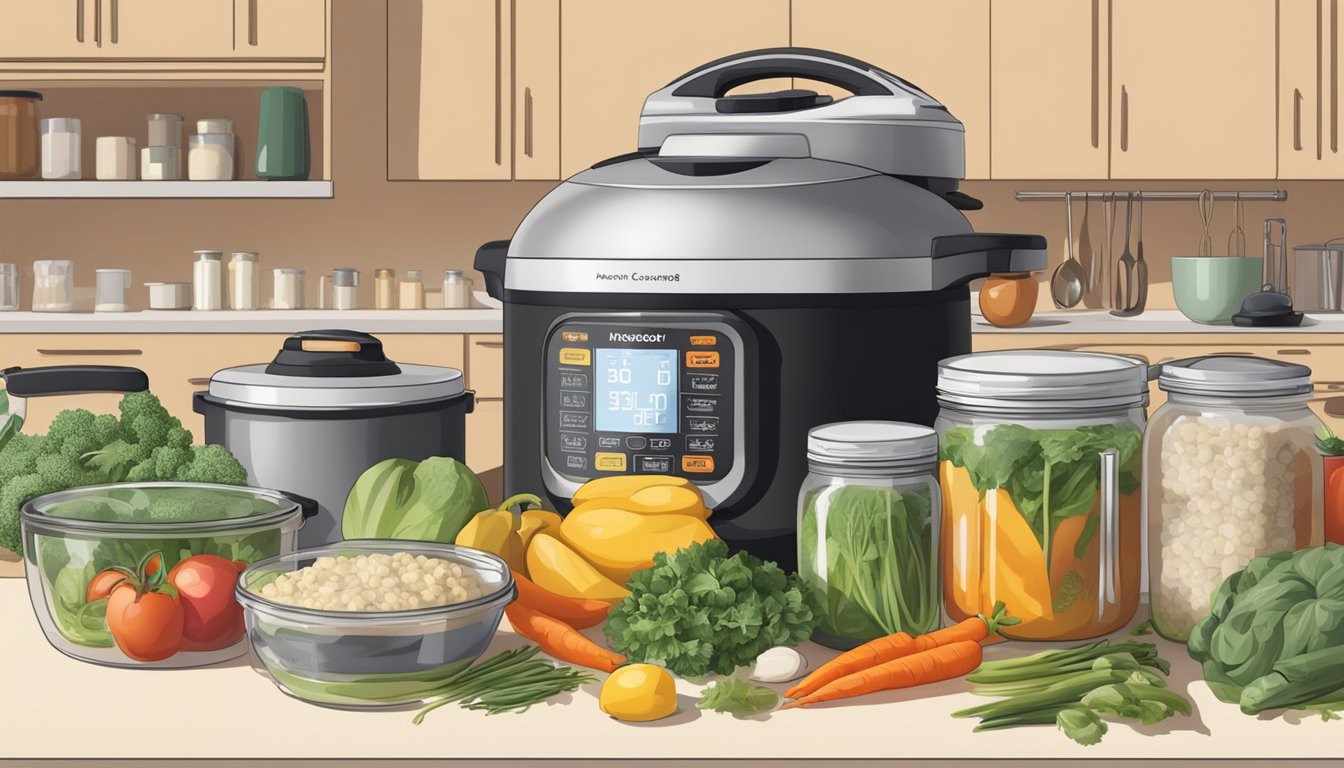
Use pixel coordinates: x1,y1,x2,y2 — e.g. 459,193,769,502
110,0,117,44
1295,89,1305,151
1277,348,1313,355
493,0,502,166
1090,0,1100,149
1119,85,1129,152
473,339,504,349
248,0,258,46
524,87,534,158
94,0,101,46
187,377,211,386
37,348,142,356
1319,0,1327,160
1333,0,1339,153
75,0,84,43
474,396,504,404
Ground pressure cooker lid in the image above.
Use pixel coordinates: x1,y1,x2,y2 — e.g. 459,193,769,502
207,330,465,409
937,350,1149,410
1157,355,1313,398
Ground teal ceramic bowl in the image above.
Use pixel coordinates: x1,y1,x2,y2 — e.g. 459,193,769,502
1171,256,1265,324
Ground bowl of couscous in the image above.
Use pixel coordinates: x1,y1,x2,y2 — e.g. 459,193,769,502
235,539,515,708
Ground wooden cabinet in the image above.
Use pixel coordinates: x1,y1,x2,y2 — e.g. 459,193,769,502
1280,0,1344,178
96,0,234,58
233,0,326,60
1109,0,1276,179
792,0,989,179
991,0,1109,179
559,0,790,178
514,0,559,180
0,0,99,59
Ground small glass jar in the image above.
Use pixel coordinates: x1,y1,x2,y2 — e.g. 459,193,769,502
399,269,424,309
229,252,259,310
32,260,74,311
1146,356,1324,643
95,136,137,180
188,133,235,181
0,263,18,311
272,268,304,309
330,268,358,310
141,146,181,181
40,118,81,180
799,421,941,650
95,269,131,312
375,268,396,309
442,269,473,308
147,113,183,148
935,350,1148,641
193,250,224,310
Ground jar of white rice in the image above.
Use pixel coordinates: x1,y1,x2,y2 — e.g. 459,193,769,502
1145,356,1324,642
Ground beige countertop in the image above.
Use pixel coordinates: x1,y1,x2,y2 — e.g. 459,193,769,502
972,308,1344,334
0,578,1338,763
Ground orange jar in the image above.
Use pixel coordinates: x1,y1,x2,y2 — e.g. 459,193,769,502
0,90,41,179
935,351,1147,641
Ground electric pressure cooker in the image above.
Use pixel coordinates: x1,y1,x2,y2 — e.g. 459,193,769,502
476,48,1046,569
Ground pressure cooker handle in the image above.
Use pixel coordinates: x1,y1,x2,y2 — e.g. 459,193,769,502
276,490,320,520
930,233,1049,289
264,330,402,378
667,48,913,99
1,365,148,397
475,240,509,300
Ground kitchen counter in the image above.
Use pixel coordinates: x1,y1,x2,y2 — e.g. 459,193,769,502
0,308,503,334
973,309,1344,334
0,579,1336,765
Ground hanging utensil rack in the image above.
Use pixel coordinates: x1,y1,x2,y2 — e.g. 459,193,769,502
1015,190,1288,202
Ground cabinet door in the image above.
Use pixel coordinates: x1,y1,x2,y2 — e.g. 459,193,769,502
1111,0,1276,179
234,0,325,59
98,0,233,58
388,0,512,180
991,0,1108,179
793,0,990,179
559,0,789,178
1280,0,1344,178
514,0,559,180
0,0,94,59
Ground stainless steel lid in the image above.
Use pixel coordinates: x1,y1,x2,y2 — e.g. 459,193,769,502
1157,355,1313,398
937,350,1150,411
807,421,937,469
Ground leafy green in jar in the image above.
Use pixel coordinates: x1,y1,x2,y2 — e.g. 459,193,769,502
799,483,937,643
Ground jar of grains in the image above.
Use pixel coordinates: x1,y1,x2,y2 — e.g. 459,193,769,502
1146,355,1324,642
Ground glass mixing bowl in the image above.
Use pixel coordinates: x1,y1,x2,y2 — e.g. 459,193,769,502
236,540,515,709
21,482,308,668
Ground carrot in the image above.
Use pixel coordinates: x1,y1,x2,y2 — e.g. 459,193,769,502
785,601,1018,699
505,602,626,672
512,570,612,629
783,640,984,708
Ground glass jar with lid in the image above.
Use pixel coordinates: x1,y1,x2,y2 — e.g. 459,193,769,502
797,421,940,650
935,351,1147,641
1146,356,1324,643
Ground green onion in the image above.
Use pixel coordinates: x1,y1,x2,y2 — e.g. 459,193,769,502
411,645,595,723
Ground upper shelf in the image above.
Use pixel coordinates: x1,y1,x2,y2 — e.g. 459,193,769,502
0,181,332,199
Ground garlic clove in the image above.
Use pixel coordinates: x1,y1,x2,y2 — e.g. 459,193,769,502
749,646,809,683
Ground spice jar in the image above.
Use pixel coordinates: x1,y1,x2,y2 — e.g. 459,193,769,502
0,90,42,179
272,268,304,309
188,134,235,180
399,269,424,309
193,251,224,310
229,252,259,310
798,421,941,650
141,146,181,180
147,113,183,148
442,269,473,308
0,263,18,310
40,118,81,180
375,268,396,309
32,260,74,311
95,136,137,180
326,268,359,310
935,351,1147,641
95,269,131,312
1146,356,1324,642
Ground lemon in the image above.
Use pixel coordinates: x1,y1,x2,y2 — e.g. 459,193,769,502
598,664,677,722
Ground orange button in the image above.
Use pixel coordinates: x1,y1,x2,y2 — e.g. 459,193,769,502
682,455,715,473
561,331,589,343
690,335,718,347
559,347,591,366
686,351,720,368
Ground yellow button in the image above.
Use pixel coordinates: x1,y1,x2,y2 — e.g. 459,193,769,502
686,351,720,369
559,347,591,366
690,335,718,347
682,455,715,473
562,331,589,343
595,452,627,472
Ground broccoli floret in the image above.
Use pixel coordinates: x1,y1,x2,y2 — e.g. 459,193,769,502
165,426,192,450
118,391,182,452
126,445,192,483
0,434,42,484
34,453,96,489
45,409,102,459
174,444,249,485
91,413,122,447
0,473,60,555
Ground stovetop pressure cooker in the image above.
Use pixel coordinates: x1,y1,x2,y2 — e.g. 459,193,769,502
476,48,1046,569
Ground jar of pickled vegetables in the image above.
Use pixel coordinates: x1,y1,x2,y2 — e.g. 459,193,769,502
797,421,940,650
935,351,1147,641
1146,356,1323,643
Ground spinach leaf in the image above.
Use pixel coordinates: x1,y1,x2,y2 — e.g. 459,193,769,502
697,678,779,716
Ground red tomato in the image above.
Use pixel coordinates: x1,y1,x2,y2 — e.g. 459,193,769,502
168,554,245,651
86,569,128,602
107,583,183,662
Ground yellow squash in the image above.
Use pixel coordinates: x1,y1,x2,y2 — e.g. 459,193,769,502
455,494,558,575
518,509,563,550
559,505,716,584
526,532,631,603
940,460,983,623
979,488,1052,627
599,664,677,722
571,475,694,506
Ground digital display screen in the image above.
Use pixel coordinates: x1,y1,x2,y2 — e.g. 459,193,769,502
594,348,677,434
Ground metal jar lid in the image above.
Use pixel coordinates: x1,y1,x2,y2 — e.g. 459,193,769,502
937,350,1149,411
1157,355,1312,398
807,421,937,470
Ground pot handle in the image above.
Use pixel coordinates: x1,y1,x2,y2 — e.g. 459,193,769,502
1,365,148,397
475,240,509,301
276,490,320,520
667,48,909,99
930,233,1048,289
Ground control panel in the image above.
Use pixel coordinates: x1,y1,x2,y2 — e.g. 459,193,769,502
542,315,742,496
